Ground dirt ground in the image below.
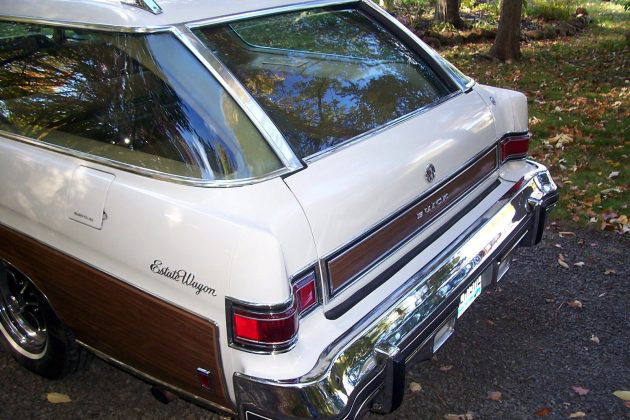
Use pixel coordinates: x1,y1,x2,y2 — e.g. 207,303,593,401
1,225,628,419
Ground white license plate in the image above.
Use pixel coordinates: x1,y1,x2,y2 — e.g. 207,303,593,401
457,276,482,318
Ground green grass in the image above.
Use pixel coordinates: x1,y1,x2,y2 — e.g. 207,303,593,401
441,0,629,233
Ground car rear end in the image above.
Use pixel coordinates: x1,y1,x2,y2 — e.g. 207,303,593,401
189,2,558,418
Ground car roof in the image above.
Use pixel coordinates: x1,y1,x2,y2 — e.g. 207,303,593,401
1,0,353,31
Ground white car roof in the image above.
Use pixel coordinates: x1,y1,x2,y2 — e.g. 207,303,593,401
1,0,351,30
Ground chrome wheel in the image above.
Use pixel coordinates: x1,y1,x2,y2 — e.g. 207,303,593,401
0,261,47,357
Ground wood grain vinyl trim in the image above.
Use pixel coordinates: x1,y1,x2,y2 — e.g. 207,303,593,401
327,147,498,294
0,223,233,411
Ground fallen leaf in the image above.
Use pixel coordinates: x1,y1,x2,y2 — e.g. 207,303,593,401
47,393,72,404
590,334,600,344
535,407,552,416
608,171,620,179
558,259,570,269
486,319,496,326
613,390,630,401
559,231,576,237
573,262,585,267
440,364,454,372
572,386,590,396
568,300,583,309
569,412,586,418
409,382,422,392
444,413,474,420
604,269,616,275
487,391,502,401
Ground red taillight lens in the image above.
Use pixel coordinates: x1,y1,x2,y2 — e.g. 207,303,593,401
229,271,319,352
232,302,298,347
500,134,529,162
293,272,317,315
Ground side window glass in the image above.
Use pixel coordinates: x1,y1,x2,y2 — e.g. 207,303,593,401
0,22,282,181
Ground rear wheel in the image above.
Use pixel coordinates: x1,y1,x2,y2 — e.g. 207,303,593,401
0,260,87,379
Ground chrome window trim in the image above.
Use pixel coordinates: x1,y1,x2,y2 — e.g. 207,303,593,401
0,15,171,33
0,130,292,187
173,26,303,172
184,0,360,28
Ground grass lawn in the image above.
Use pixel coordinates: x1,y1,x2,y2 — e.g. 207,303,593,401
440,1,629,234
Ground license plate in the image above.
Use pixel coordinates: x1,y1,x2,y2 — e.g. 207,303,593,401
457,276,482,318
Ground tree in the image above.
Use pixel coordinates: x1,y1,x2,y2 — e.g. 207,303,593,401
489,0,523,61
435,0,465,29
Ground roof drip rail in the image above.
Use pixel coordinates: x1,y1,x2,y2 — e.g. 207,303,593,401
120,0,163,15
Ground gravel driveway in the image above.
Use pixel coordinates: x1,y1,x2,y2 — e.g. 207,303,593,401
1,225,628,419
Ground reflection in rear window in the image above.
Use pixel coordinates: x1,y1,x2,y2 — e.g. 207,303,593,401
195,7,452,159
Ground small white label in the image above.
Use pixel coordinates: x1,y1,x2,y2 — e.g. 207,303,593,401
457,276,482,318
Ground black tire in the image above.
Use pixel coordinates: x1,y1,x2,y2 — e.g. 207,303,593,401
0,260,88,379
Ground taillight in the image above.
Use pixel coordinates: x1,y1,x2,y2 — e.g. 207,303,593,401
228,270,319,353
293,272,318,315
231,301,299,351
500,134,529,162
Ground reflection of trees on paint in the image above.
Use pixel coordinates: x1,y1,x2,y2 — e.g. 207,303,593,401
198,7,450,158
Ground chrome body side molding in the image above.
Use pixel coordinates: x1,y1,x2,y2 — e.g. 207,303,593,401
234,161,558,419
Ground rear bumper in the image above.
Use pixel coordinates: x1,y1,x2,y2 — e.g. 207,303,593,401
234,161,558,420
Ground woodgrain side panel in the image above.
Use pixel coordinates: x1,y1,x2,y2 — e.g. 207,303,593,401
328,148,497,293
0,223,232,410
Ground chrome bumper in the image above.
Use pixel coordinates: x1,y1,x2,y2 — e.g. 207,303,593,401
235,161,558,420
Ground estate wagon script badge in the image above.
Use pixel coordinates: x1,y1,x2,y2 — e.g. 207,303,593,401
425,163,436,183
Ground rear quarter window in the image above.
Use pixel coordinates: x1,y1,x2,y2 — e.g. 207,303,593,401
194,7,453,159
0,22,282,181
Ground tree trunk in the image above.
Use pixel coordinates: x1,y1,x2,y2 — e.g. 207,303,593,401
489,0,523,61
435,0,465,29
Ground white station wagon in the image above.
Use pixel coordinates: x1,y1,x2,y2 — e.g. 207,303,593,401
0,0,558,418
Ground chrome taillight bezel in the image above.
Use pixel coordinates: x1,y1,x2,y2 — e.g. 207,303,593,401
500,133,530,163
226,267,320,354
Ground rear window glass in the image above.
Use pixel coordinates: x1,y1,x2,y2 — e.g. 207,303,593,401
0,23,282,181
195,7,452,159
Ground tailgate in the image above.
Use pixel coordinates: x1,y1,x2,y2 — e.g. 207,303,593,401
284,90,497,311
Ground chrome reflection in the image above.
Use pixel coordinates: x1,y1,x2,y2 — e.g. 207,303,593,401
235,162,557,419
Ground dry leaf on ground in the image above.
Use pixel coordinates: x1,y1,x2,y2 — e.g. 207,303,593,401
559,231,576,237
572,386,590,396
487,391,502,401
613,390,630,401
558,258,570,269
439,364,454,372
590,334,600,344
47,393,72,404
604,269,616,275
535,407,552,416
568,412,586,418
444,413,474,420
568,300,583,309
573,261,585,267
608,171,620,179
409,382,422,392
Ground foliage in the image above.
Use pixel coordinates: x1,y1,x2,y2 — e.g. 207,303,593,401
443,1,629,232
612,0,630,10
526,0,582,21
398,0,431,27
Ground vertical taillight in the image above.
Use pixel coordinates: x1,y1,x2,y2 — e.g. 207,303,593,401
500,134,530,162
293,272,318,315
228,270,319,353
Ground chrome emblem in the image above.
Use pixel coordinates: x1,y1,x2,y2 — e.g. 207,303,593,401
425,163,436,183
